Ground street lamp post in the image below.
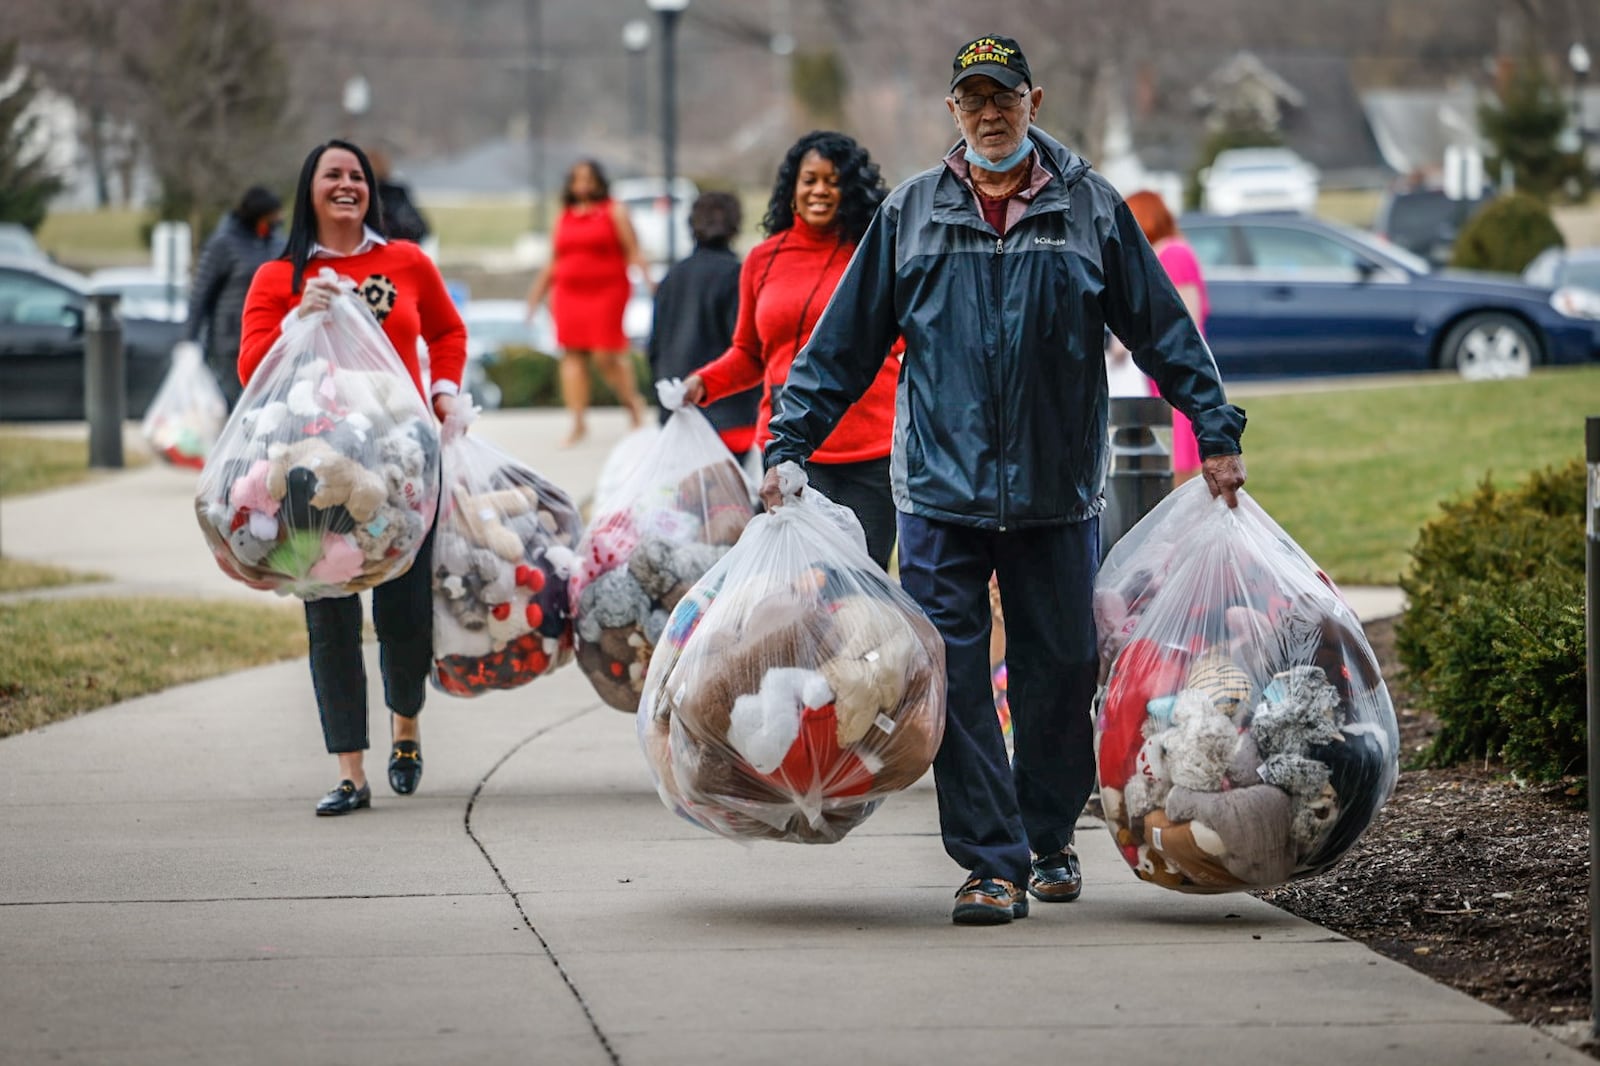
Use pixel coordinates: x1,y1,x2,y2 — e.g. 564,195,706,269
341,75,370,140
1572,43,1592,170
646,0,689,265
525,0,548,233
622,19,652,176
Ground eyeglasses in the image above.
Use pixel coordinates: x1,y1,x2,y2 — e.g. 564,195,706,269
953,89,1027,112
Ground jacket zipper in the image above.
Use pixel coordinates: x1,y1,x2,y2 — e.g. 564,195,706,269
992,234,1009,531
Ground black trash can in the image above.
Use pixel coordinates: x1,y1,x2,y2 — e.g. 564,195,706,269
1099,396,1172,556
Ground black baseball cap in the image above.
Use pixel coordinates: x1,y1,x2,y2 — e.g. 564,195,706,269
950,35,1031,91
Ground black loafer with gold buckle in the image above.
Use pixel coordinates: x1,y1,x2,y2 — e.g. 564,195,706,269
388,740,423,795
315,779,371,816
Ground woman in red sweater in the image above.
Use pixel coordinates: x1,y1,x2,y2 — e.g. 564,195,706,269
239,139,467,817
683,131,901,567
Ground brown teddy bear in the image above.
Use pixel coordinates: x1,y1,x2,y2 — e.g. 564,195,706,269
452,483,541,562
817,595,920,747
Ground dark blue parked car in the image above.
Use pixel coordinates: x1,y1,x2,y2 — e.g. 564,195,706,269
0,254,184,421
1178,214,1600,380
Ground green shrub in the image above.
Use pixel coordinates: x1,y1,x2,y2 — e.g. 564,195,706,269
1449,192,1564,273
1396,459,1586,780
483,346,652,408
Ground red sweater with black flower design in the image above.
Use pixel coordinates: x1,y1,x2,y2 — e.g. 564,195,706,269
238,240,466,401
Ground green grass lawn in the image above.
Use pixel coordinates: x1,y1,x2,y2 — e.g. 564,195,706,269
1,431,147,497
1237,365,1600,585
34,208,149,269
429,200,543,249
0,597,308,737
0,558,99,592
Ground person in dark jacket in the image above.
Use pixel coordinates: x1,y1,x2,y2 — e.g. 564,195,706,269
760,34,1249,925
370,146,430,244
647,192,759,457
185,185,284,410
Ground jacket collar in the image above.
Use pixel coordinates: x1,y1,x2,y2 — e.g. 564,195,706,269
931,127,1088,228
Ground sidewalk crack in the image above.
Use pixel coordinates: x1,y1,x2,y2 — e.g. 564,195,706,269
463,706,620,1066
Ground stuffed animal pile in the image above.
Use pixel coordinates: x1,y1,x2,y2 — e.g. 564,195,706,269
143,341,227,470
1093,481,1398,893
431,427,583,696
639,491,947,844
569,411,757,712
195,296,439,600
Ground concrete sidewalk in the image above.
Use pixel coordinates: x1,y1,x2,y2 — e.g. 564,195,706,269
1,411,1574,1066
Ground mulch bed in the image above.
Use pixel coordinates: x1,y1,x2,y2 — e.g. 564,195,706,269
1255,617,1594,1052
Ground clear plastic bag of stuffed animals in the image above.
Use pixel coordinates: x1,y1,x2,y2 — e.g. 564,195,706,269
142,340,227,469
1093,478,1399,893
430,405,583,696
569,396,757,712
194,270,439,599
638,475,947,845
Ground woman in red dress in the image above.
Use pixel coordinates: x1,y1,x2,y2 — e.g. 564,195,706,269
526,159,650,447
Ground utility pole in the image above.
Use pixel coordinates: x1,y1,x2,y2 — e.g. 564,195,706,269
525,0,547,233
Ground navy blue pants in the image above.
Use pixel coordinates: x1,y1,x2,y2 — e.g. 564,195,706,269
304,525,435,754
897,512,1100,887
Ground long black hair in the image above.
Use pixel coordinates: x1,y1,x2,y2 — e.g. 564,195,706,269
562,158,611,206
282,139,385,294
761,130,886,244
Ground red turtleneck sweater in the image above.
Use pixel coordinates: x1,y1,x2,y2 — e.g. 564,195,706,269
695,219,900,464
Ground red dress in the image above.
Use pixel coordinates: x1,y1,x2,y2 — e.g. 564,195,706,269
549,201,631,352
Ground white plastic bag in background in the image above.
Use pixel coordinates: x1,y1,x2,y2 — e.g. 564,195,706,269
195,272,439,599
592,422,660,517
569,400,756,712
1094,479,1398,893
142,340,227,469
431,403,583,696
638,483,945,844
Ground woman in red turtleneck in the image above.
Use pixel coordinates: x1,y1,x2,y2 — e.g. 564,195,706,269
683,131,901,568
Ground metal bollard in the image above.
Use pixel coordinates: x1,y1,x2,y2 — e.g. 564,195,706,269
84,292,124,469
1100,396,1173,555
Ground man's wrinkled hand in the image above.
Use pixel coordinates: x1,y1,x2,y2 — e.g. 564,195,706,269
1202,453,1246,508
758,466,787,511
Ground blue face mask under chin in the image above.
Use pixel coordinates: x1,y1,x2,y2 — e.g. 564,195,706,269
964,137,1034,173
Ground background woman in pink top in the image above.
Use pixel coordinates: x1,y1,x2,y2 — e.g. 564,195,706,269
1125,190,1210,485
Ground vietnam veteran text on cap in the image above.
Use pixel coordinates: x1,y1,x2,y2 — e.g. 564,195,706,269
950,35,1032,91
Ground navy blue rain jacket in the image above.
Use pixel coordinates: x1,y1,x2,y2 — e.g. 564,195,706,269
765,128,1246,530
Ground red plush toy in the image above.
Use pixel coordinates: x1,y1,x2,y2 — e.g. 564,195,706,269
1098,638,1191,791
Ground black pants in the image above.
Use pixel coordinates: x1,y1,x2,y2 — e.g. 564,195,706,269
896,512,1100,887
805,455,897,570
208,347,243,412
304,525,436,754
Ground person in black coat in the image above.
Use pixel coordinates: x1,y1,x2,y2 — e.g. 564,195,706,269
370,146,430,244
185,185,285,410
647,192,759,457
